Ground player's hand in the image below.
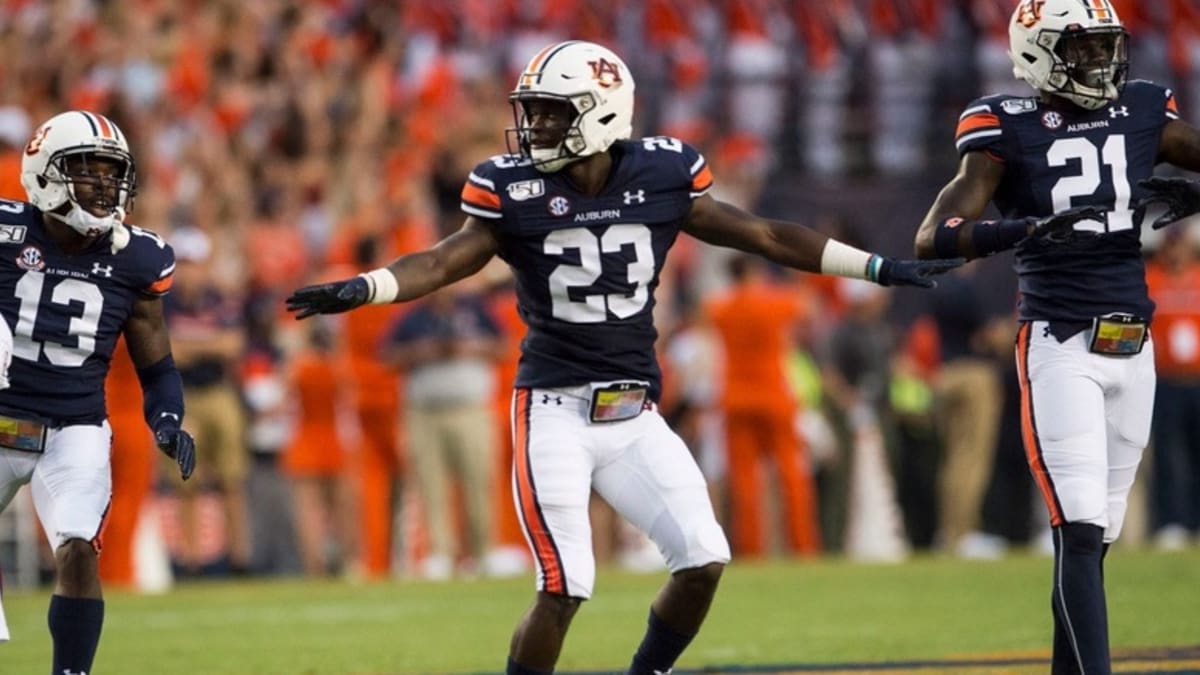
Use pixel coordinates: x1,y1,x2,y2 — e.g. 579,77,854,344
1026,205,1107,243
156,428,196,481
285,277,370,319
1132,177,1200,230
874,256,965,288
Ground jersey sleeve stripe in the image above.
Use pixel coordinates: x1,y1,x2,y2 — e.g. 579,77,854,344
461,182,501,210
955,113,1001,138
147,273,174,295
1166,93,1180,119
958,104,993,120
956,129,1003,152
462,202,503,219
690,163,714,195
468,171,496,191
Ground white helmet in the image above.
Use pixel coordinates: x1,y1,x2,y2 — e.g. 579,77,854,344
508,41,635,173
21,110,136,237
1009,0,1129,110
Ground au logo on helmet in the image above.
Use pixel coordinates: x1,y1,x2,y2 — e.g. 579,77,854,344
1016,0,1045,28
588,58,622,88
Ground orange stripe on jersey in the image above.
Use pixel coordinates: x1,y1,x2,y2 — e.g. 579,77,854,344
147,273,174,295
691,164,713,192
461,182,501,210
512,388,566,595
1015,323,1065,527
955,113,1001,138
1167,94,1179,116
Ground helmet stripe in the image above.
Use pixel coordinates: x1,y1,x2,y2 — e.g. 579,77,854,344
78,111,99,137
521,40,583,87
1087,0,1112,21
93,113,113,139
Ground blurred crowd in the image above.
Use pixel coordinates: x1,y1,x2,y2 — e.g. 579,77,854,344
1,0,1199,588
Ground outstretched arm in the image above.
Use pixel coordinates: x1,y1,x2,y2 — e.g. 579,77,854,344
683,194,962,288
287,217,501,318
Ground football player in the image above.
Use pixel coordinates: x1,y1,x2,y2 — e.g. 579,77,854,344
0,111,195,673
288,40,960,675
913,1,1200,673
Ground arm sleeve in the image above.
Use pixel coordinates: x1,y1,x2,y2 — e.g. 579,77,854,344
137,354,185,433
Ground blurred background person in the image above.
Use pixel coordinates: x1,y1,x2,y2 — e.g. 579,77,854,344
163,226,250,577
282,320,358,577
1145,226,1200,550
382,285,502,580
706,254,821,558
924,266,1005,558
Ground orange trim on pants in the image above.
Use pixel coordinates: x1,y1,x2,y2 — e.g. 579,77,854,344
724,408,821,557
1015,323,1065,527
511,388,565,594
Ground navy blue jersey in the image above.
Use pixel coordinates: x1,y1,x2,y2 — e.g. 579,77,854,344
0,201,174,426
955,80,1181,322
461,137,713,400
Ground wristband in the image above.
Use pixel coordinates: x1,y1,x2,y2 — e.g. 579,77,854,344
359,268,399,304
819,239,874,280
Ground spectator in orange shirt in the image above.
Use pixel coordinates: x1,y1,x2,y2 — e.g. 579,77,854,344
1145,227,1200,549
705,254,821,557
282,321,357,576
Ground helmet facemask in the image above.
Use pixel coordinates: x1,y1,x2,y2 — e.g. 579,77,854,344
507,94,595,173
44,148,135,237
1045,26,1129,110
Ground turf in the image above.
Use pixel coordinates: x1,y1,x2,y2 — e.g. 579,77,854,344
2,548,1197,674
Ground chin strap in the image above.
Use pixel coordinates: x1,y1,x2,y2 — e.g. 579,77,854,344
109,219,130,254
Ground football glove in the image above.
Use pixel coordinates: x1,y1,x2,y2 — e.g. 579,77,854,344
156,427,196,481
873,256,964,288
1025,205,1107,244
286,277,370,320
1132,177,1200,230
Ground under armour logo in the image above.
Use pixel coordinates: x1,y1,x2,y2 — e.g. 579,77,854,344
541,395,562,405
91,263,113,278
623,189,645,205
1043,325,1052,338
1109,106,1129,118
63,670,88,675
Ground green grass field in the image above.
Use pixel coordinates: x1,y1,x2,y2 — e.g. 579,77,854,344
3,548,1198,674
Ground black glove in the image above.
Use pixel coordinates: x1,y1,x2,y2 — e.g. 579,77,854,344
1133,177,1200,230
285,277,370,320
874,256,965,288
156,427,196,481
1026,205,1107,244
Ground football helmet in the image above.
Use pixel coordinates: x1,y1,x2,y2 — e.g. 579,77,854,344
507,41,635,173
1009,0,1128,110
21,110,136,237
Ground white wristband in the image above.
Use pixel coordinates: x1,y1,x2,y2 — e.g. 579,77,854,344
819,239,876,280
359,268,400,304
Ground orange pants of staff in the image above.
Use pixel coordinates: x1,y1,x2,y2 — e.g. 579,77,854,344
99,411,155,587
356,404,401,578
724,408,821,557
